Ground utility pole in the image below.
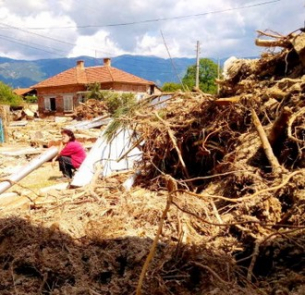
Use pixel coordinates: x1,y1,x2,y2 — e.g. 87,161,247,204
195,41,200,89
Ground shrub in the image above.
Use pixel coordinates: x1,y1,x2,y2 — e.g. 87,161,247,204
25,95,38,103
104,92,136,115
0,82,23,107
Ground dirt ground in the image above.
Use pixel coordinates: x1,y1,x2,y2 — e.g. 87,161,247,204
0,145,67,189
13,160,64,189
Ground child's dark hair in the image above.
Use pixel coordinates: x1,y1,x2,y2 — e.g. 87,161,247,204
61,129,75,141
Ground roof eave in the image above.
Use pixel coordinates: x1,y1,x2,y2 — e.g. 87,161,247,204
109,81,156,86
33,82,86,89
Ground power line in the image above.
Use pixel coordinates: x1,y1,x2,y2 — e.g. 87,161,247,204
0,30,191,72
0,22,115,57
0,34,63,56
0,32,186,69
14,0,281,30
160,30,186,89
0,22,190,68
0,22,180,67
0,35,182,77
0,34,70,56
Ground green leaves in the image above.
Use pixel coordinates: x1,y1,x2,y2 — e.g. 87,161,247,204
86,82,104,101
161,82,183,92
0,82,23,107
104,92,137,142
182,58,219,94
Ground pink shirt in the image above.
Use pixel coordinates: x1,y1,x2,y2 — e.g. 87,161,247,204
59,141,86,168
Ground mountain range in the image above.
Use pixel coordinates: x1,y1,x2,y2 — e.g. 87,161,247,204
0,55,203,89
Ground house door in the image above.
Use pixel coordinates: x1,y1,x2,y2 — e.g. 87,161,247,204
50,98,56,111
44,97,56,111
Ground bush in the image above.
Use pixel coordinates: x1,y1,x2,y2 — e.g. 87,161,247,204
86,82,104,101
0,82,23,107
104,92,136,115
25,95,38,103
162,82,183,92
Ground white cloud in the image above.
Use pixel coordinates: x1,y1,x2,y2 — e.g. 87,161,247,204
68,30,126,58
0,7,78,59
133,33,181,58
3,0,49,15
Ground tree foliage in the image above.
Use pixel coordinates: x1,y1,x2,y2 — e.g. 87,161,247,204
182,58,219,94
85,83,137,115
103,91,138,141
0,82,23,107
25,95,38,103
103,91,136,115
161,82,183,92
86,82,104,100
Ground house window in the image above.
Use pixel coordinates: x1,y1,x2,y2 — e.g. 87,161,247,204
149,85,154,95
63,95,73,112
44,97,56,111
78,94,86,103
135,93,145,101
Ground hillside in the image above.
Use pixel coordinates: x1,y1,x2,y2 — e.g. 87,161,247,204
0,55,198,88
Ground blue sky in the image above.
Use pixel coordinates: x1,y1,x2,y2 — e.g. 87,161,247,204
0,0,304,60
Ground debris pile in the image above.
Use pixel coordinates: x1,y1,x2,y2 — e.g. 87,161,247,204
0,30,304,295
6,119,100,147
72,99,108,120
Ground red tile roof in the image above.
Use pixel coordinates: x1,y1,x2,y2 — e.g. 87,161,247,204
13,88,33,96
32,63,155,88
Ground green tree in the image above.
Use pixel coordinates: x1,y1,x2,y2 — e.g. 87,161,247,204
182,58,218,94
86,82,104,100
161,82,183,92
104,91,136,115
0,82,23,107
25,95,38,103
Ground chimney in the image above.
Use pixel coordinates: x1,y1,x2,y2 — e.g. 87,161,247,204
76,60,84,69
103,58,111,67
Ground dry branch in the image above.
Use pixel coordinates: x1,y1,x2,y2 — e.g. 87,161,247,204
255,38,291,48
153,111,192,182
256,30,285,39
136,176,177,295
287,107,305,143
247,239,261,281
268,107,292,146
251,108,282,175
